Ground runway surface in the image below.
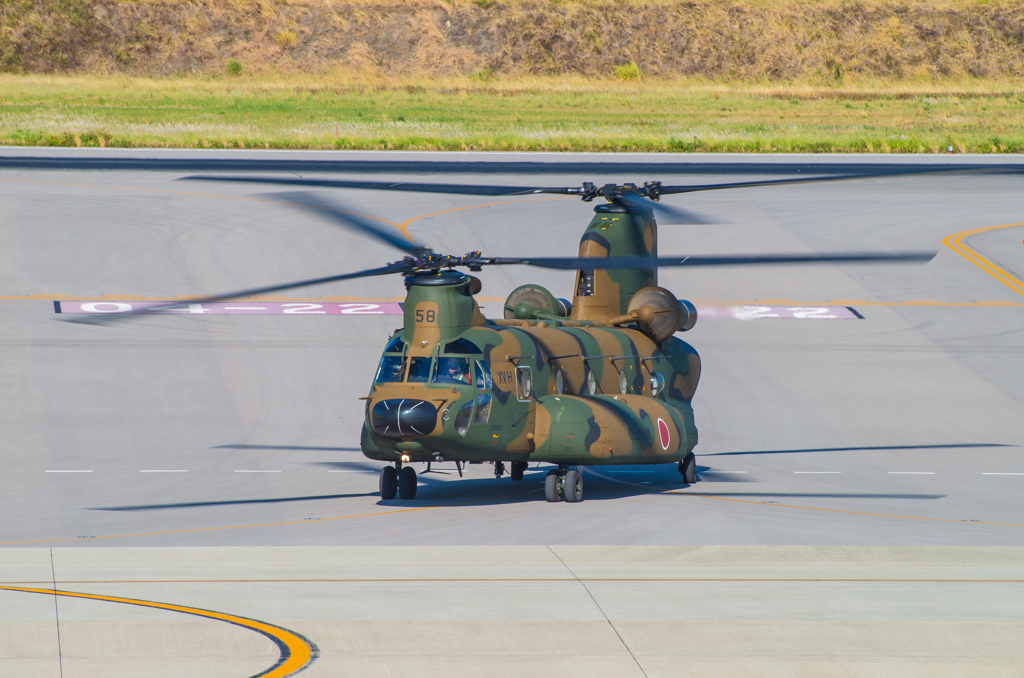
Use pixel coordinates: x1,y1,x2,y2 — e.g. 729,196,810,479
2,149,1023,677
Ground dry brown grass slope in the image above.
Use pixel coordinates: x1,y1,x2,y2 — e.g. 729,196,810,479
3,0,1024,81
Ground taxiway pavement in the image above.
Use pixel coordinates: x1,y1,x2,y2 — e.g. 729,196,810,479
1,149,1022,677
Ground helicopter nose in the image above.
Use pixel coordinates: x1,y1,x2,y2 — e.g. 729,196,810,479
370,399,438,438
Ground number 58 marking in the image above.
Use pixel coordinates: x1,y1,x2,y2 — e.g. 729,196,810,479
415,309,436,323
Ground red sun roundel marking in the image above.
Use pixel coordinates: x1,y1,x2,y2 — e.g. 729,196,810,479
657,418,671,450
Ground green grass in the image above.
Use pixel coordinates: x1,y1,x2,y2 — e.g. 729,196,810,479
1,75,1022,153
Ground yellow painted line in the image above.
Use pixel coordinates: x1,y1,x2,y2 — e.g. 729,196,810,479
1,295,509,302
394,196,568,241
585,469,1024,529
6,295,1023,307
0,177,566,245
3,577,1021,584
671,491,1024,528
0,488,541,546
943,222,1024,297
0,585,317,678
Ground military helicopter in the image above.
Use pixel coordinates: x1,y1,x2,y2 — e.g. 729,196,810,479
88,174,934,503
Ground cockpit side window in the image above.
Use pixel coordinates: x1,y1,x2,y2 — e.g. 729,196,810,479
374,355,406,384
475,359,492,391
383,335,404,353
433,357,471,384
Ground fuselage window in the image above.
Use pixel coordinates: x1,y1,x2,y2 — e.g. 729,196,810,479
374,355,406,384
433,357,471,384
383,335,404,353
444,339,482,355
407,356,433,383
473,359,492,424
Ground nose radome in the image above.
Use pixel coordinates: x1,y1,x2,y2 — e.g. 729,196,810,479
370,399,438,438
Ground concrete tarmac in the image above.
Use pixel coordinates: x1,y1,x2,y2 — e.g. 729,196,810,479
1,149,1023,676
3,546,1024,678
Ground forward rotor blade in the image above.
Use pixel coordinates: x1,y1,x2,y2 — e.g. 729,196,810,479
266,191,424,256
66,262,409,324
616,192,714,224
485,251,936,270
184,175,570,197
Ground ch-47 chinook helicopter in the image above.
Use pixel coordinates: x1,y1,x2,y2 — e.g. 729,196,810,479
94,173,934,503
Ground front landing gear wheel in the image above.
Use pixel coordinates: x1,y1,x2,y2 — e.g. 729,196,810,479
398,466,417,500
379,466,398,500
562,469,583,502
544,469,562,502
510,462,527,481
679,452,697,484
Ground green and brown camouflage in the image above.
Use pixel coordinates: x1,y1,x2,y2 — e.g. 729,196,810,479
570,205,658,321
361,206,700,469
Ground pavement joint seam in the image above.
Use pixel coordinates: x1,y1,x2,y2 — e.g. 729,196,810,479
548,546,650,678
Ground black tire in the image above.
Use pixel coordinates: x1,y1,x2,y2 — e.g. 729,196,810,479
544,469,562,502
511,461,526,481
680,452,697,484
562,469,583,502
398,466,417,500
379,466,398,500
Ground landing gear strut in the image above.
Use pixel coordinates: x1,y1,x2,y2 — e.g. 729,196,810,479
545,465,584,503
494,461,505,478
678,452,697,484
381,462,418,500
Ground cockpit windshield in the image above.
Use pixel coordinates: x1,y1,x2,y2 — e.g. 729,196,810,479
374,355,406,383
407,356,432,383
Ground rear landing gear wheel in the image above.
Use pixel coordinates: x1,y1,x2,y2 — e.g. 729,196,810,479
379,466,398,500
510,462,527,481
544,469,562,502
679,452,696,484
398,466,417,500
562,469,583,502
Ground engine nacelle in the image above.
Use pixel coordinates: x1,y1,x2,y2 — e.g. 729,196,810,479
626,287,697,341
504,284,571,319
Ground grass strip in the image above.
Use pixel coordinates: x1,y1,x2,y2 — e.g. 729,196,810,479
1,75,1022,153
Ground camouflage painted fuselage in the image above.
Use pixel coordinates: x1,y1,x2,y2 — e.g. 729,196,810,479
360,271,701,467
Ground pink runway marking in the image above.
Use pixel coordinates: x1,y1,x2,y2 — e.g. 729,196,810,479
53,301,861,320
55,301,404,315
696,305,862,320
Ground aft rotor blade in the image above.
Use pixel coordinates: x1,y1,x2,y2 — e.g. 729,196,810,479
656,173,902,195
616,192,714,224
184,175,573,197
485,252,936,270
66,262,409,324
266,190,425,256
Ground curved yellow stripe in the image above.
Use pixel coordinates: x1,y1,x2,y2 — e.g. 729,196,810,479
0,585,317,678
395,196,568,242
943,222,1024,297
